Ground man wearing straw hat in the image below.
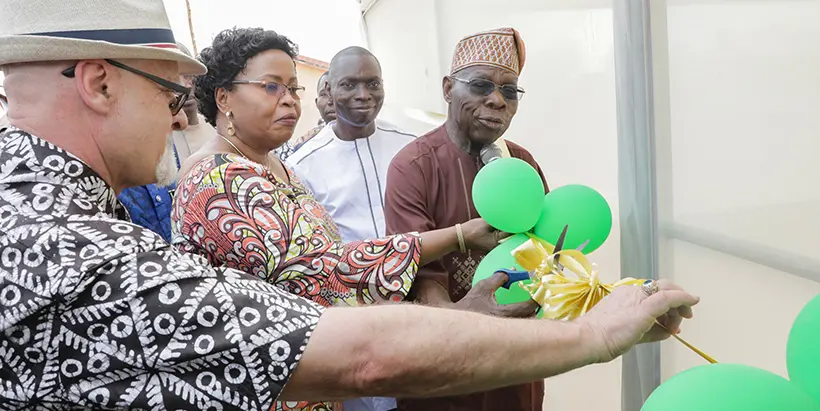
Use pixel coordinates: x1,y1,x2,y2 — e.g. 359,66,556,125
0,1,699,410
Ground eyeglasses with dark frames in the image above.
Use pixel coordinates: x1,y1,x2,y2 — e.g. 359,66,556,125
231,80,306,100
61,59,191,115
450,77,526,101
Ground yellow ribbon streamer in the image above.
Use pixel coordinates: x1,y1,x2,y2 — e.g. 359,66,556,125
511,235,717,364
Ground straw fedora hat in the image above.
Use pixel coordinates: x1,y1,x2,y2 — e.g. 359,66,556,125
0,0,206,75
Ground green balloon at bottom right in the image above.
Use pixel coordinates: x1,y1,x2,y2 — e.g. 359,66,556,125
642,364,820,411
787,294,820,404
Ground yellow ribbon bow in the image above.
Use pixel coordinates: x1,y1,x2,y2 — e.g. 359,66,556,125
511,235,717,363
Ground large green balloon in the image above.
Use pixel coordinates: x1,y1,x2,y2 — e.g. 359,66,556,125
642,364,820,411
472,158,545,234
788,294,820,403
533,185,612,253
472,233,532,305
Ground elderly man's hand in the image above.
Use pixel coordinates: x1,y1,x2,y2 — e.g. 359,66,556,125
576,280,699,363
460,218,511,253
456,271,540,318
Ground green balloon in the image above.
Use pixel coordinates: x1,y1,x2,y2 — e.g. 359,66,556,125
473,158,545,234
643,364,820,411
533,184,612,253
472,233,532,305
788,294,820,403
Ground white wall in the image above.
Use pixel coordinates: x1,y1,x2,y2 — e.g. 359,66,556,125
363,0,448,135
655,0,820,381
366,1,624,410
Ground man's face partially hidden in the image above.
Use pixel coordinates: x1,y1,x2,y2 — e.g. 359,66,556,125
181,74,199,125
316,88,336,124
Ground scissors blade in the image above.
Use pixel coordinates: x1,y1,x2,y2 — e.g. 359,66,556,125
553,225,569,272
555,238,591,273
553,225,568,254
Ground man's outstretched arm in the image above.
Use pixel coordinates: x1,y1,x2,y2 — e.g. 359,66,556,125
281,280,698,401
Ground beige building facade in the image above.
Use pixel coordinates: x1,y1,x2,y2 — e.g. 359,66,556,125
293,55,329,142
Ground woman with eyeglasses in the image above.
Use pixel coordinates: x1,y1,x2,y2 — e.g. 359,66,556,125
170,27,512,411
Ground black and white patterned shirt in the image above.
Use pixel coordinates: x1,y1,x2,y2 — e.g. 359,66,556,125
0,128,324,410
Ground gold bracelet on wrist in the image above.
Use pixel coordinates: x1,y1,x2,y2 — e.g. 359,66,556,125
455,223,467,253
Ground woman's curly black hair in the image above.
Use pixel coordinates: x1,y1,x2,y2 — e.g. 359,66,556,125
194,27,299,126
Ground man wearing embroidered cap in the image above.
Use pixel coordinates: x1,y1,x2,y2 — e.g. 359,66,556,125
0,3,701,410
384,27,549,411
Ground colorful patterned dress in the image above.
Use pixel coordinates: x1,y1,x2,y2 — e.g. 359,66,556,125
171,153,421,411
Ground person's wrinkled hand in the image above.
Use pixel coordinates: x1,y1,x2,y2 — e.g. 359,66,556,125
576,280,699,363
456,271,539,318
460,218,509,253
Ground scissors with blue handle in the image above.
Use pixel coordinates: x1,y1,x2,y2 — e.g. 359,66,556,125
499,225,572,289
497,268,532,289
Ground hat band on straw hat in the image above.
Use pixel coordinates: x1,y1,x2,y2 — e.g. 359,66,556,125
0,0,205,74
26,28,178,49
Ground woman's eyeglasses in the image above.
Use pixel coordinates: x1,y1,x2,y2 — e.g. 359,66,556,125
450,77,526,101
62,59,191,115
231,80,306,100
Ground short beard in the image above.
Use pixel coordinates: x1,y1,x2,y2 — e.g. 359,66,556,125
154,134,178,187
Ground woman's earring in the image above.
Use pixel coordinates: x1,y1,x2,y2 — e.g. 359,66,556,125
226,111,236,137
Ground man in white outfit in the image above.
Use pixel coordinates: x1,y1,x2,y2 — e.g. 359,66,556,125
288,47,415,244
287,46,413,411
